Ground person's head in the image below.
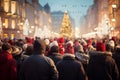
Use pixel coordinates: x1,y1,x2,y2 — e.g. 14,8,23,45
106,44,112,52
33,39,46,54
50,46,59,53
65,40,74,54
25,45,33,56
2,43,12,53
96,42,106,51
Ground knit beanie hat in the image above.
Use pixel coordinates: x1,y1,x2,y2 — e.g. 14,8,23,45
34,39,46,54
96,42,106,51
49,41,58,49
59,37,64,43
65,41,74,54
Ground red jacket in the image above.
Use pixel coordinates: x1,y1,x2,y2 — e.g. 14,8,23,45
0,51,17,80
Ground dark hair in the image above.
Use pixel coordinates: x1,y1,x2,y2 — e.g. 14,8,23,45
2,43,11,51
50,46,59,53
106,44,111,52
25,46,33,56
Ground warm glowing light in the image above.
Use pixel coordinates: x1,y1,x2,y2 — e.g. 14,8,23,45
4,0,9,12
29,30,32,33
5,19,8,28
3,23,6,26
31,26,34,29
112,4,117,8
17,31,20,33
4,34,8,38
111,27,114,31
20,22,23,25
11,1,16,14
11,34,14,39
112,18,116,22
12,20,15,29
23,19,29,36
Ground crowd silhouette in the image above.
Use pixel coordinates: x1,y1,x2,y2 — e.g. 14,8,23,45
0,36,120,80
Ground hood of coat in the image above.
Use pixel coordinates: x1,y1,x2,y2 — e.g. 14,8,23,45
89,51,112,57
89,51,112,64
63,53,75,60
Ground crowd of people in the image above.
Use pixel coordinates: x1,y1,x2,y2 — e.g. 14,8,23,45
0,36,120,80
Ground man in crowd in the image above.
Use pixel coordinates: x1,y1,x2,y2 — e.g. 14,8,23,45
19,39,58,80
0,43,17,80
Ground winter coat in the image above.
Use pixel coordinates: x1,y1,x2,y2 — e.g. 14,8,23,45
56,54,86,80
113,47,120,80
87,51,119,80
48,52,63,65
0,51,17,80
19,54,58,80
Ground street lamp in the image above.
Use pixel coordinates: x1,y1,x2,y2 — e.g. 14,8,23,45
112,4,117,20
112,4,117,8
112,18,116,22
111,4,117,36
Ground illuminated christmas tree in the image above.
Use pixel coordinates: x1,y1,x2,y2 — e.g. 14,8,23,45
60,11,72,38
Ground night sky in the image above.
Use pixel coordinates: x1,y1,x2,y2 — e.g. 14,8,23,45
39,0,93,27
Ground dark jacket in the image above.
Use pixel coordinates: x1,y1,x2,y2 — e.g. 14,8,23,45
113,47,120,80
0,51,17,80
19,54,58,80
48,52,63,65
56,54,85,80
87,51,119,80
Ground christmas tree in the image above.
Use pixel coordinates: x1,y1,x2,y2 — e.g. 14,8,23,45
60,11,72,38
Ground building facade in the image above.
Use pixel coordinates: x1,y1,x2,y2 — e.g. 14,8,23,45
84,0,120,38
0,0,52,39
0,0,26,39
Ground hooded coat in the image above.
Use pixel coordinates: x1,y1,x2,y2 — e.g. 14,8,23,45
19,39,58,80
113,47,120,80
87,51,119,80
56,54,86,80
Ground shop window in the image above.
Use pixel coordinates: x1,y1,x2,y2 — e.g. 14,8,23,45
11,34,14,39
4,34,8,38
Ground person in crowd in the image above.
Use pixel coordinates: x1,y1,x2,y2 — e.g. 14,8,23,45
108,40,115,53
19,39,58,80
0,43,17,80
87,41,119,80
48,41,63,65
11,46,23,79
58,37,65,55
74,39,84,53
21,45,34,60
113,46,120,80
44,38,50,56
74,39,89,74
56,40,86,80
105,43,113,54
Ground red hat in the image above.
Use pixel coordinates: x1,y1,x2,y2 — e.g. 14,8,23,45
59,37,64,43
65,41,74,54
96,42,106,51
